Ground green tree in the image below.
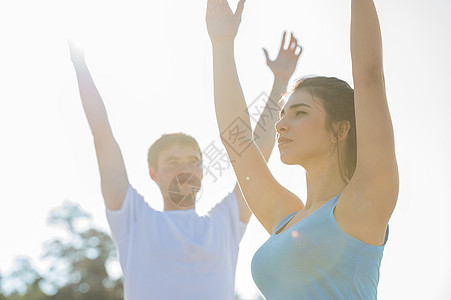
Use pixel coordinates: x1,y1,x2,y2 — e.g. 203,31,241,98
42,201,123,300
1,257,46,300
1,201,123,299
0,273,6,300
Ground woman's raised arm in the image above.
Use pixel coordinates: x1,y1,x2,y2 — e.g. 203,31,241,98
206,0,303,233
349,0,399,219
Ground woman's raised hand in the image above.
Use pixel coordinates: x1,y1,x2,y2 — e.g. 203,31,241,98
206,0,246,45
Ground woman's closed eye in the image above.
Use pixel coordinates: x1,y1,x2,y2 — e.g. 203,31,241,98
295,111,307,116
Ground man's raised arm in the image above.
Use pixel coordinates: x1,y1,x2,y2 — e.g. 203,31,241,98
69,42,129,210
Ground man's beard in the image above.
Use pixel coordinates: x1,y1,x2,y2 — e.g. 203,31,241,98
167,173,202,208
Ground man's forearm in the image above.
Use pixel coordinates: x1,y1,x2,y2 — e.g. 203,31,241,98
253,76,288,161
72,62,114,140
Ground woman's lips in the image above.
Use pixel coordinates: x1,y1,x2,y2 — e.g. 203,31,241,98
278,137,293,146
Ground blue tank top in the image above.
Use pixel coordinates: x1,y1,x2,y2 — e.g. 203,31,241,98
251,194,389,300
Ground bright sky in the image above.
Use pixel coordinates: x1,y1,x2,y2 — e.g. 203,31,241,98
0,0,450,299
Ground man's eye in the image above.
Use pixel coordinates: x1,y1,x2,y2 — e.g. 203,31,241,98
296,111,307,116
191,161,202,167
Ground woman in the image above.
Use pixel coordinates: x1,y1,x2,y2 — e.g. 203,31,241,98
206,0,398,299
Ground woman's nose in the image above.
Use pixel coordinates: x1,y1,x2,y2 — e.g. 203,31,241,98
275,118,287,133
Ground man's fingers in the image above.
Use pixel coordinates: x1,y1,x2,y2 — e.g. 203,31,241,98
67,39,77,50
67,39,83,54
263,48,271,64
279,31,287,52
288,32,295,50
295,44,303,57
290,33,298,51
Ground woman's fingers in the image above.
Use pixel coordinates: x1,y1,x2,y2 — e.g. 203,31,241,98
206,0,245,43
206,0,214,13
207,0,227,14
235,0,246,20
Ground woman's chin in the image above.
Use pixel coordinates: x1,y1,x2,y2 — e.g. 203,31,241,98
280,154,298,165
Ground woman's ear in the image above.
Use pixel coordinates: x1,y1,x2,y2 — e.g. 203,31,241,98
331,120,351,142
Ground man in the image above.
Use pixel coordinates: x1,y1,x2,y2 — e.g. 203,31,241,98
68,31,301,299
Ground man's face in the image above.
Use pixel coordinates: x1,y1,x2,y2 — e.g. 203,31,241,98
150,144,203,209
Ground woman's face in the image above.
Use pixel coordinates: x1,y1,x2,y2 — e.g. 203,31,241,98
275,89,335,166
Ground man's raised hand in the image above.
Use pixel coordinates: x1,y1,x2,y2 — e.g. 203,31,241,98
68,40,86,66
263,32,302,81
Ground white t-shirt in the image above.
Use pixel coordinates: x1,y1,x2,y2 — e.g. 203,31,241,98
106,184,247,300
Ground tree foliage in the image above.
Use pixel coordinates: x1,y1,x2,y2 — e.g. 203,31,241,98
0,201,262,299
0,202,123,299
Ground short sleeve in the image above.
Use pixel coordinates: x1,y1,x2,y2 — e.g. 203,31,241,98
207,192,247,245
105,184,154,244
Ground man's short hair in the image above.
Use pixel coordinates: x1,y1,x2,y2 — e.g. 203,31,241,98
147,133,202,170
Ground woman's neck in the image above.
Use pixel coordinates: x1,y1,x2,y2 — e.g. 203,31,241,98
303,156,347,210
